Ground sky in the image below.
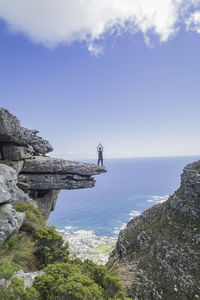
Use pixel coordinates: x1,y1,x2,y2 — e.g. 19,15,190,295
0,0,200,159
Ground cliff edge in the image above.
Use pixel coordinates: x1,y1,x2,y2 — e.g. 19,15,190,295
0,108,106,243
108,161,200,300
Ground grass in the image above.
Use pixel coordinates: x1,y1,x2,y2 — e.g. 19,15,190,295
0,262,21,280
0,233,39,272
92,242,116,255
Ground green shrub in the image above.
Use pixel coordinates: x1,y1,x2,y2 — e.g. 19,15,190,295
70,259,128,300
34,226,69,267
15,202,43,232
0,277,39,300
33,262,103,300
0,262,21,280
72,259,107,286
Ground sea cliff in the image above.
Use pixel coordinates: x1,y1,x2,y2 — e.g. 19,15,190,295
108,160,200,299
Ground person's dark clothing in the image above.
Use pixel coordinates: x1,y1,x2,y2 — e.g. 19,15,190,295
97,148,103,166
98,157,103,166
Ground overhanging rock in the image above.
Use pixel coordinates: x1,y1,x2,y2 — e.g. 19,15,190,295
18,156,106,190
0,107,107,222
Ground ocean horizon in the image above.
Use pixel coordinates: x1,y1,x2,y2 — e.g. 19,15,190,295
47,156,199,237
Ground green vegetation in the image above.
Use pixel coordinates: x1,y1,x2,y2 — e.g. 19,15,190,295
0,262,21,280
0,202,129,299
33,259,129,300
15,202,44,232
34,226,69,267
92,242,116,255
0,233,38,272
0,277,39,300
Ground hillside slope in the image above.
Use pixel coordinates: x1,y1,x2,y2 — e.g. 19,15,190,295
108,161,200,300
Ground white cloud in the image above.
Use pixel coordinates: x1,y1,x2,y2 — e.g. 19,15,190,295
186,10,200,33
0,0,199,53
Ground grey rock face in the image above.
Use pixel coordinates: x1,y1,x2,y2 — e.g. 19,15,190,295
19,156,106,191
15,270,44,287
0,204,25,243
0,176,11,204
108,160,200,300
0,164,35,205
0,108,53,154
18,173,95,190
2,145,33,161
136,231,151,251
22,156,106,175
0,160,24,174
0,163,17,183
0,108,106,224
168,161,200,220
30,190,60,220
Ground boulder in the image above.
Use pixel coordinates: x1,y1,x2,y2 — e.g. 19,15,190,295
0,164,35,205
0,160,24,174
0,108,53,154
2,145,33,161
22,156,106,175
0,204,25,243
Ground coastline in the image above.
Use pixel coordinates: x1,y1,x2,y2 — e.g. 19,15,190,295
58,229,117,265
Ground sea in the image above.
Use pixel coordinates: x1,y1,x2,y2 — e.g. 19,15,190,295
47,156,198,237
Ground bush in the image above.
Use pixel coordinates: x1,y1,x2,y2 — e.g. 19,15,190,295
71,259,128,300
0,277,39,300
0,262,21,280
72,259,107,286
15,202,43,232
33,262,103,300
34,226,69,267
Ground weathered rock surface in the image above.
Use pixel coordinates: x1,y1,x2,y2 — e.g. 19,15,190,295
30,190,60,220
0,204,25,243
2,145,33,161
0,108,53,154
18,156,106,191
108,160,200,300
15,270,44,287
22,156,106,176
18,173,95,190
0,108,106,222
0,176,11,204
0,164,34,205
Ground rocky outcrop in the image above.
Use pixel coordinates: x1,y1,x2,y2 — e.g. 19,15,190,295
108,160,200,300
0,204,25,243
0,108,53,155
18,156,105,190
0,163,34,243
0,164,34,205
0,108,106,240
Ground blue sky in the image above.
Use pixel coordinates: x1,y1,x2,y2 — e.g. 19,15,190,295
0,1,200,159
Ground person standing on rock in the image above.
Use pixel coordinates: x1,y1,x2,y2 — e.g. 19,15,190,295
97,143,104,166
